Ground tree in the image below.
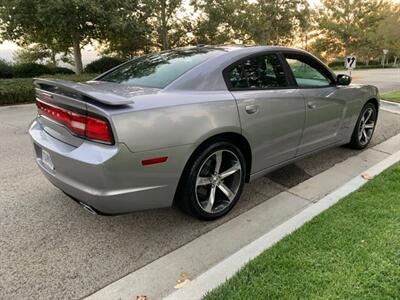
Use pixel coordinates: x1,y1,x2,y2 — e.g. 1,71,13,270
191,0,309,46
191,0,253,45
14,43,72,66
144,0,192,50
249,0,310,46
0,0,129,74
99,1,152,58
313,0,389,60
375,4,400,66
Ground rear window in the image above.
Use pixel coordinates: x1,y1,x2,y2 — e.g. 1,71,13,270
97,48,222,88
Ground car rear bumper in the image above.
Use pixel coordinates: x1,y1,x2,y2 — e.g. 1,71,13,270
29,119,190,214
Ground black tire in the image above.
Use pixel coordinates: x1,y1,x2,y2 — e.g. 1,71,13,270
177,141,246,220
347,102,377,149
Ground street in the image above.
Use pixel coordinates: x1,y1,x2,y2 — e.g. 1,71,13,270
1,69,400,299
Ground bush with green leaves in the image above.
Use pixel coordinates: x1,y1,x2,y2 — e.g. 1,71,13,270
84,56,127,74
51,66,75,75
0,59,14,79
0,73,97,106
13,63,53,78
328,60,345,68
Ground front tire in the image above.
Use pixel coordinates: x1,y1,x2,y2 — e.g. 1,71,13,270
178,141,246,220
347,102,377,149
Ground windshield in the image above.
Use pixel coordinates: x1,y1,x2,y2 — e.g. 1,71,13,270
98,48,223,88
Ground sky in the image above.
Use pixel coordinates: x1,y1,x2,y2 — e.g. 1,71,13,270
0,0,398,65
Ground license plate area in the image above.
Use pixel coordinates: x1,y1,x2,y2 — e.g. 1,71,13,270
41,148,55,171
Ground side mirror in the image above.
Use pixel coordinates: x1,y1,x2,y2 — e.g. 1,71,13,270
336,74,352,86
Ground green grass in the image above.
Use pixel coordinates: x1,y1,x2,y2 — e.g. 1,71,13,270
0,73,97,106
381,90,400,103
205,163,400,300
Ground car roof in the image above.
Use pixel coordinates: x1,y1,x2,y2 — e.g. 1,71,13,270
164,45,317,92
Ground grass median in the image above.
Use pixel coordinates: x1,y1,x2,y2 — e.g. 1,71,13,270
205,163,400,300
381,90,400,103
0,73,97,106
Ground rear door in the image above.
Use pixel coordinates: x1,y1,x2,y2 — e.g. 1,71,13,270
225,52,306,173
282,53,346,155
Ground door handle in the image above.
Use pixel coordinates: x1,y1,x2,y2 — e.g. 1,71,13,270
307,102,317,109
245,104,259,114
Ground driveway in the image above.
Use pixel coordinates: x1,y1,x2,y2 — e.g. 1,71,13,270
1,69,400,299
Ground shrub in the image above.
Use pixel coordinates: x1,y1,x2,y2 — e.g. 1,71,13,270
13,63,52,78
51,66,75,75
328,60,345,68
0,73,98,106
85,56,126,74
0,59,14,79
0,78,35,105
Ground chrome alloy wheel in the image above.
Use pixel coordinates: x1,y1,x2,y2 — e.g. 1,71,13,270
195,150,242,214
358,107,376,146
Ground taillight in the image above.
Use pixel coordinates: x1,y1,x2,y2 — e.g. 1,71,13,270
36,100,112,144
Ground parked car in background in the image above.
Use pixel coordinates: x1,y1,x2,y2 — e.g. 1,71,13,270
29,45,379,220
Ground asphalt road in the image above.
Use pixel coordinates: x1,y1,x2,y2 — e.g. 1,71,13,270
1,69,400,299
347,68,400,93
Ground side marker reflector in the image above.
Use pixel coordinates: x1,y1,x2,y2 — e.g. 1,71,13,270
142,156,168,166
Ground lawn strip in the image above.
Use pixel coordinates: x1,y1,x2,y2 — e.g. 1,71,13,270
205,163,400,300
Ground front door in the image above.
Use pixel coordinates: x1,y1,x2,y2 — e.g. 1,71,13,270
225,53,306,173
283,53,346,155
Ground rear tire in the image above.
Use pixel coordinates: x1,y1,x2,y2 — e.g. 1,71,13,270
178,141,246,220
347,102,377,150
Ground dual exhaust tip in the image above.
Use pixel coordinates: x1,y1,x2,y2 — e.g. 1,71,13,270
79,202,97,215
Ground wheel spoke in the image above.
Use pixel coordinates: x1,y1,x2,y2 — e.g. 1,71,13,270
214,151,222,174
362,129,368,141
364,122,375,129
196,177,212,186
220,162,241,179
364,109,373,123
217,182,235,201
204,186,216,212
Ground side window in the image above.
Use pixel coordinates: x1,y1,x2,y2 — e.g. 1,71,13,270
285,57,331,87
227,54,287,90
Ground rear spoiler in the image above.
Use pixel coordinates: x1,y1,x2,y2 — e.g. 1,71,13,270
34,78,134,106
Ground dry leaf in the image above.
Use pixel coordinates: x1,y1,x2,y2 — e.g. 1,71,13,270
136,296,150,300
174,278,191,289
174,272,191,289
361,173,374,180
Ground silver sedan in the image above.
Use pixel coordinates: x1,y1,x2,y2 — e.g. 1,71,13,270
29,46,379,220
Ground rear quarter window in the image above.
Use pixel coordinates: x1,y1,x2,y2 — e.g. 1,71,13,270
98,48,222,88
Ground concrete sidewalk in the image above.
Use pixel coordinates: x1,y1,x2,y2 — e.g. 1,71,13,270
86,132,400,300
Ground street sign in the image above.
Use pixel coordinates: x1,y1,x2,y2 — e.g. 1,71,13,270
345,56,356,69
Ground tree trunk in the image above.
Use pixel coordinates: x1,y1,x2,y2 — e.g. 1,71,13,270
160,1,169,50
72,36,83,74
394,56,398,67
50,50,57,66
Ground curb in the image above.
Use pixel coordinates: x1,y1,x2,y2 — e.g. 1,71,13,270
164,149,400,300
381,100,400,115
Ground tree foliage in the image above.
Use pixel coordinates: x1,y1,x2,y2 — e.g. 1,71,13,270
312,0,390,61
0,0,398,68
0,0,130,73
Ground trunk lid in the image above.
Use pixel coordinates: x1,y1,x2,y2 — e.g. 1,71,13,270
34,78,159,147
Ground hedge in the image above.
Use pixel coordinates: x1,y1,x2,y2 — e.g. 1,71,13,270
0,73,97,106
84,56,127,74
0,59,13,78
0,61,75,79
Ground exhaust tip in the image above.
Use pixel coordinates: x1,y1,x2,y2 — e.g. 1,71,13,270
79,202,97,215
